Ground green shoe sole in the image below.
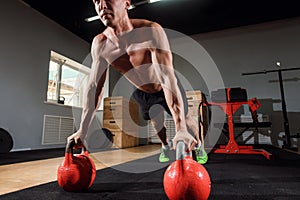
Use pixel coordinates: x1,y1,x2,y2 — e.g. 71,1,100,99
197,154,208,164
159,153,170,162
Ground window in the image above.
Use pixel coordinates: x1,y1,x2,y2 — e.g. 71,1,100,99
47,51,90,107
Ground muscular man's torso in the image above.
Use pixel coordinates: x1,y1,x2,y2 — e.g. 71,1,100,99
97,19,168,93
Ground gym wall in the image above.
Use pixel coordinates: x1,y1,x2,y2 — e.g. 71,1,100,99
193,17,300,111
192,17,300,147
0,0,90,151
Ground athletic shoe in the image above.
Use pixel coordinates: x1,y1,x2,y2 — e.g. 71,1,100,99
195,145,208,164
159,145,170,163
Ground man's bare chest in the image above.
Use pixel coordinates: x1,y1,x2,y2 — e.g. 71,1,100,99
102,41,153,73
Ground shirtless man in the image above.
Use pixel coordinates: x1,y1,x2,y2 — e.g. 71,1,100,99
68,0,208,164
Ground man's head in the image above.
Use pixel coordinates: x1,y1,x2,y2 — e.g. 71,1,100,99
93,0,131,27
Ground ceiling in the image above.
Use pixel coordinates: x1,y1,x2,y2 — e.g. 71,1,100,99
22,0,300,44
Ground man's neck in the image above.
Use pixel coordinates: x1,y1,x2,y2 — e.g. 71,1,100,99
110,17,133,36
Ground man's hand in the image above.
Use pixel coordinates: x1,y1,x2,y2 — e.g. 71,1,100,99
172,130,197,152
67,131,84,147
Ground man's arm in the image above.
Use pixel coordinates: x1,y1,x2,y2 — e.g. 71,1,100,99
68,35,108,144
150,24,197,151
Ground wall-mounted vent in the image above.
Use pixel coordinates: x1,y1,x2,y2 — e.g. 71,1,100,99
42,115,75,145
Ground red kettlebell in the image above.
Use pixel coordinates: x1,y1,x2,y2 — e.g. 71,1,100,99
163,141,211,200
57,139,96,192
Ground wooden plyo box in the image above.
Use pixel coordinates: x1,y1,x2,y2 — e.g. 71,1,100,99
186,90,205,117
103,119,139,133
185,90,209,137
103,96,139,148
111,131,139,149
187,101,201,116
186,90,204,102
103,97,139,121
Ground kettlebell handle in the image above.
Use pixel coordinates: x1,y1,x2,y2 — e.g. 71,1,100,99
65,139,88,154
62,139,88,166
176,141,192,160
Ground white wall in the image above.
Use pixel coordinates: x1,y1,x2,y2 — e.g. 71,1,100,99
187,17,300,146
0,0,91,151
192,17,300,112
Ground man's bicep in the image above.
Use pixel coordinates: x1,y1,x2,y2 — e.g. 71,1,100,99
151,50,177,90
150,24,171,52
89,59,108,88
89,36,108,87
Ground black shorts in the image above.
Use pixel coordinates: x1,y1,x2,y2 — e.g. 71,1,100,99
132,82,188,120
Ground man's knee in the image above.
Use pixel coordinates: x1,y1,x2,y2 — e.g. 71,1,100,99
151,119,165,133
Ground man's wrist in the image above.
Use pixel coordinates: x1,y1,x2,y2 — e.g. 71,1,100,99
176,129,188,134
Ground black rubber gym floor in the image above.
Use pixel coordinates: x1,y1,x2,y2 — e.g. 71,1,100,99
1,145,300,200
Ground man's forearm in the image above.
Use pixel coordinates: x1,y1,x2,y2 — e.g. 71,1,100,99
151,63,187,132
78,85,101,138
162,82,187,132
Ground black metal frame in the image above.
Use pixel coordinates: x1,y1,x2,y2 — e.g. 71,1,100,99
242,63,300,148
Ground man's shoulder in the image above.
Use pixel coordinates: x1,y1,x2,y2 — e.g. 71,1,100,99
131,19,162,29
92,32,107,45
90,31,110,56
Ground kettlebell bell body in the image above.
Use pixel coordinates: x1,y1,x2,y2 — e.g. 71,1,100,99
163,141,211,200
57,140,96,192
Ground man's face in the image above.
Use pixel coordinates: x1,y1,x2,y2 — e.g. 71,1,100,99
93,0,130,27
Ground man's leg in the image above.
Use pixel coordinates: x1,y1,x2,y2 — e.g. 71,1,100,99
185,113,200,143
186,113,208,164
132,88,171,162
150,110,170,162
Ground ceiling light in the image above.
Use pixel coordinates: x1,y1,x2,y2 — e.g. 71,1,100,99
129,5,135,10
276,61,281,67
85,15,100,22
149,0,160,3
